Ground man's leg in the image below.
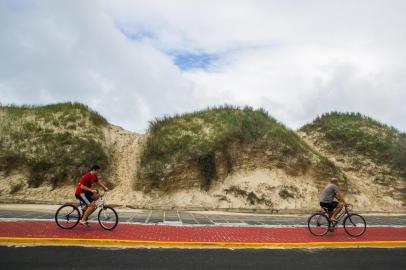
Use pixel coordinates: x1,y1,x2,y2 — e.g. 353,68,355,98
79,192,97,224
330,202,343,221
81,201,96,223
76,196,87,213
91,192,100,201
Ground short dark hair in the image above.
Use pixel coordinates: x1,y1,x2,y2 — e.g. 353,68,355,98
90,165,101,171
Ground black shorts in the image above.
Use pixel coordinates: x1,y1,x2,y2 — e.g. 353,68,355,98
320,201,339,212
75,192,94,205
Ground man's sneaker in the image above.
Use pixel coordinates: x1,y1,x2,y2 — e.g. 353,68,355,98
79,220,89,226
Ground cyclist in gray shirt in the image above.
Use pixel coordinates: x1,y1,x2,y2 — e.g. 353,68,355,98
320,177,345,221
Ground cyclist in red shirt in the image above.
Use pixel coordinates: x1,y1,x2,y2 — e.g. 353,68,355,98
75,165,108,225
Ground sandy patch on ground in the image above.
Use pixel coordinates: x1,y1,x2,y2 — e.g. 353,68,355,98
133,169,320,211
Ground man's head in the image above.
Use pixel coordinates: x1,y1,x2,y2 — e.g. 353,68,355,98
331,177,339,185
90,165,101,175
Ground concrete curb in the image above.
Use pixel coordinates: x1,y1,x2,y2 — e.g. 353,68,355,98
1,237,406,249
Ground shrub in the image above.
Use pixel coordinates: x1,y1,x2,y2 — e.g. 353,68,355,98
301,112,406,175
0,102,110,188
140,105,332,190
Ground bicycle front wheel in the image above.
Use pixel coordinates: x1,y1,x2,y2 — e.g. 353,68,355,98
98,206,118,230
55,204,80,229
343,214,366,237
308,213,330,236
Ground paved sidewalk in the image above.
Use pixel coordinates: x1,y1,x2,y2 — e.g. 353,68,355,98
1,220,405,248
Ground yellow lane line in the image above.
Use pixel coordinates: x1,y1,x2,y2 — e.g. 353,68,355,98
1,237,406,249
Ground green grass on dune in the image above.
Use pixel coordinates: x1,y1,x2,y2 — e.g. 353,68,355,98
2,102,107,127
301,112,406,176
0,102,109,188
140,105,329,190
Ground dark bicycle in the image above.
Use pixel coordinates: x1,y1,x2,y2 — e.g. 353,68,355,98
308,203,366,237
55,191,118,230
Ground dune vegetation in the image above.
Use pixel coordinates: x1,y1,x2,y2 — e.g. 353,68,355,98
139,105,341,191
300,112,406,177
0,102,109,189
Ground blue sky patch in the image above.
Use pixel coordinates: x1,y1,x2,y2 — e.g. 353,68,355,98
115,22,219,71
124,30,155,42
115,21,156,42
172,52,219,70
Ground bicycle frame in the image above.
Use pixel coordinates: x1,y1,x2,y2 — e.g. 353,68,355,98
77,192,107,220
323,204,351,225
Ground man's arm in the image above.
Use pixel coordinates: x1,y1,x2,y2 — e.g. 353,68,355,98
335,191,345,203
95,181,108,191
80,184,97,193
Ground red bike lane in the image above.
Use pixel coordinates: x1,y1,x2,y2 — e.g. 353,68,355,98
0,220,405,248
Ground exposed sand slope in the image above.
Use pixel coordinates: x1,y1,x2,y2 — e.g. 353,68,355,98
298,131,406,212
142,169,320,211
103,125,145,206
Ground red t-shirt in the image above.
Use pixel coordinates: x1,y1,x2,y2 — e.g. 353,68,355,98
75,172,98,194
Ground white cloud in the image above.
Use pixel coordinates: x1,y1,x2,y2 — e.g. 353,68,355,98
1,0,406,132
0,0,206,132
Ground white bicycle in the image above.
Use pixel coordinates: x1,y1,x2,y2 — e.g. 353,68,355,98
55,191,118,230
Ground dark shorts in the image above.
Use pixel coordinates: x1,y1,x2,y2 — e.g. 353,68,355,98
320,201,339,212
75,192,94,205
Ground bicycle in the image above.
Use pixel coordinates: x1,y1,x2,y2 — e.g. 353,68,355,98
307,203,366,237
55,191,118,230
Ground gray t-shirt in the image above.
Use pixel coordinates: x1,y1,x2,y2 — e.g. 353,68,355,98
320,183,339,203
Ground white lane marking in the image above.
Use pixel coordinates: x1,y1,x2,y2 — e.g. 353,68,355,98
144,211,152,223
188,213,200,224
161,221,183,225
176,210,181,222
214,222,248,226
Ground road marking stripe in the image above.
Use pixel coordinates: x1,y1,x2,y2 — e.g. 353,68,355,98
1,237,406,249
176,210,181,223
188,213,200,224
144,211,152,223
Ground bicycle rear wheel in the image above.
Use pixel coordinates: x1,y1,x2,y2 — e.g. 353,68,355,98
343,214,366,237
308,213,330,236
98,206,118,230
55,204,80,229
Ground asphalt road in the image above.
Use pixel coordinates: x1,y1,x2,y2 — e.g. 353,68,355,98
0,246,405,270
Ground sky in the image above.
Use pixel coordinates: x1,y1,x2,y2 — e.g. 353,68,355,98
1,0,405,133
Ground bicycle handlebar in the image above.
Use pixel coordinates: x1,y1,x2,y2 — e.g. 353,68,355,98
94,189,109,195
